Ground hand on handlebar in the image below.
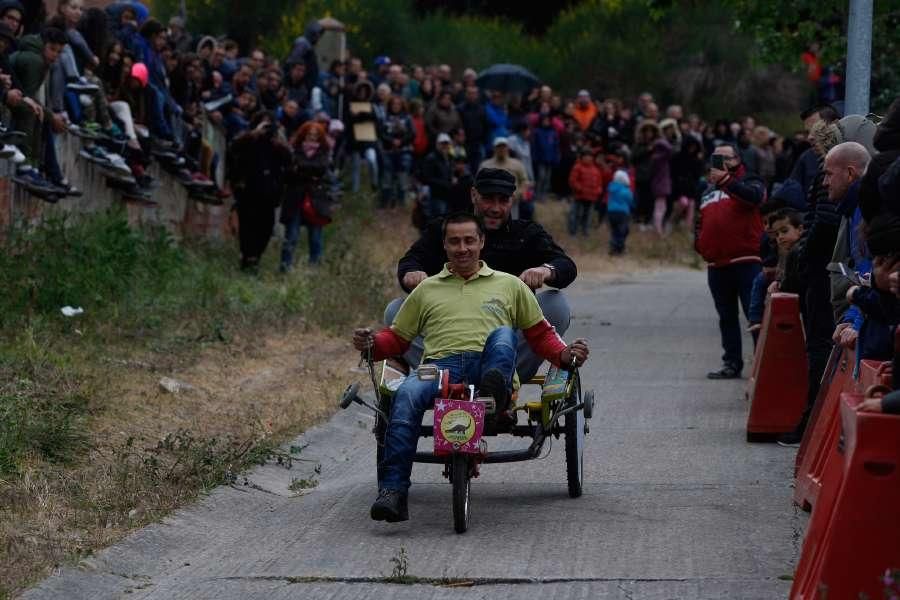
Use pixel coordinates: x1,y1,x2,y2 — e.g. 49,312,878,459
402,270,428,290
560,338,589,369
352,327,374,352
520,266,553,290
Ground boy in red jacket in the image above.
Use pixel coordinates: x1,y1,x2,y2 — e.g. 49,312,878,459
568,150,605,236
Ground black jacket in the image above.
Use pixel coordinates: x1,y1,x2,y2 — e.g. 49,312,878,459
458,101,490,145
420,150,454,203
397,219,577,292
860,96,900,221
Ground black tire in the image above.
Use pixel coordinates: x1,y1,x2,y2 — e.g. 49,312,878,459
565,408,585,498
375,393,392,486
451,454,471,534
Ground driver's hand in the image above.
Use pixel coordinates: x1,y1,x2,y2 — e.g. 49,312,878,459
858,396,884,413
520,266,552,290
560,338,589,369
352,327,374,352
838,326,858,349
402,270,427,290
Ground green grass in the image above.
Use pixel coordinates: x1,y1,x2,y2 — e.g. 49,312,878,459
0,191,389,480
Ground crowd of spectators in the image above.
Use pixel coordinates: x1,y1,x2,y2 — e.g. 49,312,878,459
0,6,898,390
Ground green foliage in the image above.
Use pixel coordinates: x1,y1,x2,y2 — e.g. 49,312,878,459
723,0,900,110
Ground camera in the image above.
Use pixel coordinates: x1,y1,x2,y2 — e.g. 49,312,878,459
711,154,726,170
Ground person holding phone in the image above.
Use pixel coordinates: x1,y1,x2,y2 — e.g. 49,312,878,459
695,143,766,379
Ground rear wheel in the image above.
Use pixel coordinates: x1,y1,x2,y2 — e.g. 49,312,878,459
451,454,471,533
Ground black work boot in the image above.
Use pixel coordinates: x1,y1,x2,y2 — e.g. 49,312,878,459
370,489,409,522
479,368,510,412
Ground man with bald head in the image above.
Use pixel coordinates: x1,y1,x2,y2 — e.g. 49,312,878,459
778,141,871,446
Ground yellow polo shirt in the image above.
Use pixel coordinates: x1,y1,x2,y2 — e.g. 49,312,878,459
391,262,544,361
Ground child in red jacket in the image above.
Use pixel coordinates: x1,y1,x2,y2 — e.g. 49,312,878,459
568,150,605,236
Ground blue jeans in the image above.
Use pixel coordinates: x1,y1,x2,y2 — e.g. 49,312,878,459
707,262,761,372
281,212,323,267
381,326,517,491
381,150,412,207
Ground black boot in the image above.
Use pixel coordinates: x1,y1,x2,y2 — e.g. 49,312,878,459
370,489,409,522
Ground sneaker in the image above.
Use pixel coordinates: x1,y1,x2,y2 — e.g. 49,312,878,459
706,365,741,380
370,489,409,522
479,368,510,413
104,152,133,176
0,144,14,159
13,167,58,194
776,430,803,447
67,77,100,92
51,180,83,197
80,145,112,166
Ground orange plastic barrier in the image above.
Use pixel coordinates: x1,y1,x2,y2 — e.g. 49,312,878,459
792,347,857,511
746,293,809,441
791,393,900,599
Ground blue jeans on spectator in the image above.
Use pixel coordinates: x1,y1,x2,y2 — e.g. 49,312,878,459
351,147,379,193
281,212,323,268
607,211,630,254
381,150,412,207
380,326,517,491
569,200,593,235
707,262,761,373
536,163,553,201
147,84,174,139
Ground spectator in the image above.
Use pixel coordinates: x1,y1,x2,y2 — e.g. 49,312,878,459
669,136,705,230
484,90,508,150
419,131,454,221
347,79,379,193
695,142,765,380
458,85,489,177
167,16,192,54
572,89,597,132
641,120,673,236
424,89,461,143
532,111,561,201
751,125,776,188
227,111,292,272
606,168,635,255
285,20,322,91
280,121,332,269
480,136,530,219
567,149,604,236
379,95,414,208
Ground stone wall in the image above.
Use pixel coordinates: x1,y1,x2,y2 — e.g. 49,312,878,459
0,122,232,240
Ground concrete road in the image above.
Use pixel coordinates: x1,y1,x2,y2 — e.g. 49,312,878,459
24,270,804,600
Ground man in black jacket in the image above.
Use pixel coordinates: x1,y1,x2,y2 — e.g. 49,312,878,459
419,132,454,221
386,167,577,382
458,86,489,177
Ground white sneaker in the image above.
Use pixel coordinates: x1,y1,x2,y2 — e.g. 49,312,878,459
9,144,26,164
105,152,132,175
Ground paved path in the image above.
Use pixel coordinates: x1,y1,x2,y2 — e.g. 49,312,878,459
25,270,804,599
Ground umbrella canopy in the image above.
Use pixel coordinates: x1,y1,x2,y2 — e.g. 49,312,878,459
476,63,541,94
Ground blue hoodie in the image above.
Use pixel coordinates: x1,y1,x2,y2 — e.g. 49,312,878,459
606,178,635,215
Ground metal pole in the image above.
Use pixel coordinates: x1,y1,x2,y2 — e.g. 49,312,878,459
845,0,873,116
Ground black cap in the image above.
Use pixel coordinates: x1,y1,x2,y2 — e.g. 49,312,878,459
474,167,516,196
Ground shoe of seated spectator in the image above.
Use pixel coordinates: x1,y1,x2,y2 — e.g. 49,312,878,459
0,144,15,159
67,76,100,92
6,145,26,164
13,167,61,196
51,179,83,197
103,152,132,176
706,365,741,380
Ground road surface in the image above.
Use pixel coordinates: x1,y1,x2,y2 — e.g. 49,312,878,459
24,269,803,600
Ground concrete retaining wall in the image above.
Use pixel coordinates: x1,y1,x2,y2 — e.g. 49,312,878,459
0,121,231,240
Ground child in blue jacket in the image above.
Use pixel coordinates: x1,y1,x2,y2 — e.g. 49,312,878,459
606,169,635,255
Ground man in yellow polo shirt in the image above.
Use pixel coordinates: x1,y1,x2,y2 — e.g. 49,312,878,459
352,212,589,523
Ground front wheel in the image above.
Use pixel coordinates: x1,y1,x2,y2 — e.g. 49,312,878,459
451,454,471,533
564,407,585,498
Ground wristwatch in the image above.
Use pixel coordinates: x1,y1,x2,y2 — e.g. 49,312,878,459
541,263,557,281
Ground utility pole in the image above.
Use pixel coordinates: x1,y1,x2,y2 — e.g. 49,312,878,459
845,0,873,116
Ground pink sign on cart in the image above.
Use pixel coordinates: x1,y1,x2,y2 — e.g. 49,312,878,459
433,398,485,456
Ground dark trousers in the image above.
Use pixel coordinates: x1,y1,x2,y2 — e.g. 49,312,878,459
797,276,836,432
707,262,761,372
236,191,275,267
607,212,630,253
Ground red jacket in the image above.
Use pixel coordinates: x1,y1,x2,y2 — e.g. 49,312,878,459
568,161,605,203
695,167,766,267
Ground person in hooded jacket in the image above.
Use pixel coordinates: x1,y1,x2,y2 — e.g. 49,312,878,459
859,96,900,221
280,121,332,270
378,95,414,208
285,20,322,91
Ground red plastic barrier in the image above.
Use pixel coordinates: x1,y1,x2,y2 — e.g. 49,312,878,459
793,347,857,511
791,393,900,599
746,293,809,441
859,359,892,391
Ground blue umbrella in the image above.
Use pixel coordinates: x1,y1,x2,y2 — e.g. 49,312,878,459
476,63,541,94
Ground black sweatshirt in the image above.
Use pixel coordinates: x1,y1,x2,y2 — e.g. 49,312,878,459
397,219,577,293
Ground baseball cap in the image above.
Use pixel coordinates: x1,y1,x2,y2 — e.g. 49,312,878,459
493,136,509,147
374,55,391,66
474,167,516,196
436,132,452,144
577,89,590,98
